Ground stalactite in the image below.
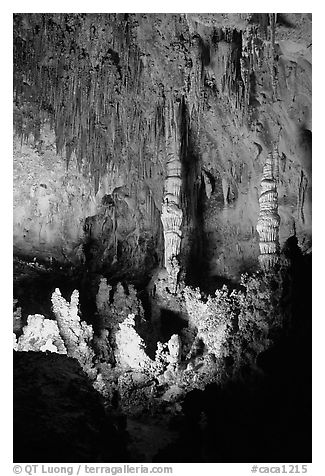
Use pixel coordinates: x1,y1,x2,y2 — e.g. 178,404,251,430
256,150,280,271
13,13,161,191
298,171,308,224
269,13,278,99
239,29,251,112
222,177,229,207
219,28,246,114
187,35,202,122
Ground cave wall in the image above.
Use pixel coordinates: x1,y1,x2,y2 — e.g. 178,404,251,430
14,125,114,262
185,13,312,278
13,125,163,279
13,13,312,281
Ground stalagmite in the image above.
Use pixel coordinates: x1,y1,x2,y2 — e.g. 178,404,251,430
115,313,154,371
161,119,183,292
256,150,280,270
51,288,95,376
167,334,181,365
15,314,67,354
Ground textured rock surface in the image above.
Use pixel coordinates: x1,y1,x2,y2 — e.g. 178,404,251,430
13,126,116,262
16,314,67,353
12,243,311,463
13,127,162,280
256,150,281,270
51,288,95,375
161,122,183,290
115,313,154,372
13,13,311,281
12,13,311,463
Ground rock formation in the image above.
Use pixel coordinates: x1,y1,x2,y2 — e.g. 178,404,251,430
256,149,281,270
96,277,112,321
161,124,183,292
167,334,182,366
184,285,233,359
12,13,312,463
15,314,67,354
13,14,311,280
115,313,182,378
115,313,154,372
51,288,95,376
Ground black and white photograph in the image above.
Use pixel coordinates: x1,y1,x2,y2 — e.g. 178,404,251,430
9,6,315,472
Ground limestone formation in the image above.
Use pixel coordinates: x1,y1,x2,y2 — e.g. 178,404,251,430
51,288,95,376
13,14,311,280
15,314,67,354
167,334,182,365
161,131,183,292
115,313,182,378
184,286,232,359
256,151,280,271
12,13,311,461
13,291,96,377
115,313,154,372
96,277,112,323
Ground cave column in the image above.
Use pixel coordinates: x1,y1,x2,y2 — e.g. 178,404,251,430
161,120,183,292
256,148,280,271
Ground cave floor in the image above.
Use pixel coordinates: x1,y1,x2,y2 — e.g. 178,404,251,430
126,415,178,462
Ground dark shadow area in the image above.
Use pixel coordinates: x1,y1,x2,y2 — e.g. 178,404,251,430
199,274,245,296
276,14,295,28
14,255,84,318
247,14,295,31
249,71,258,106
13,254,99,329
160,309,187,342
13,351,130,462
179,97,206,287
300,128,312,150
248,13,269,31
154,331,311,463
298,127,312,176
197,35,211,71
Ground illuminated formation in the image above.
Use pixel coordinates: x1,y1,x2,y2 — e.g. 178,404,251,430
51,288,95,376
256,150,280,270
161,125,183,292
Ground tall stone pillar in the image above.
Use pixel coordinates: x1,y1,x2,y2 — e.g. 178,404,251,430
161,131,183,292
256,150,280,271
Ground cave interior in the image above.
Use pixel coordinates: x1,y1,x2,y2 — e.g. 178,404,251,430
13,12,312,464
